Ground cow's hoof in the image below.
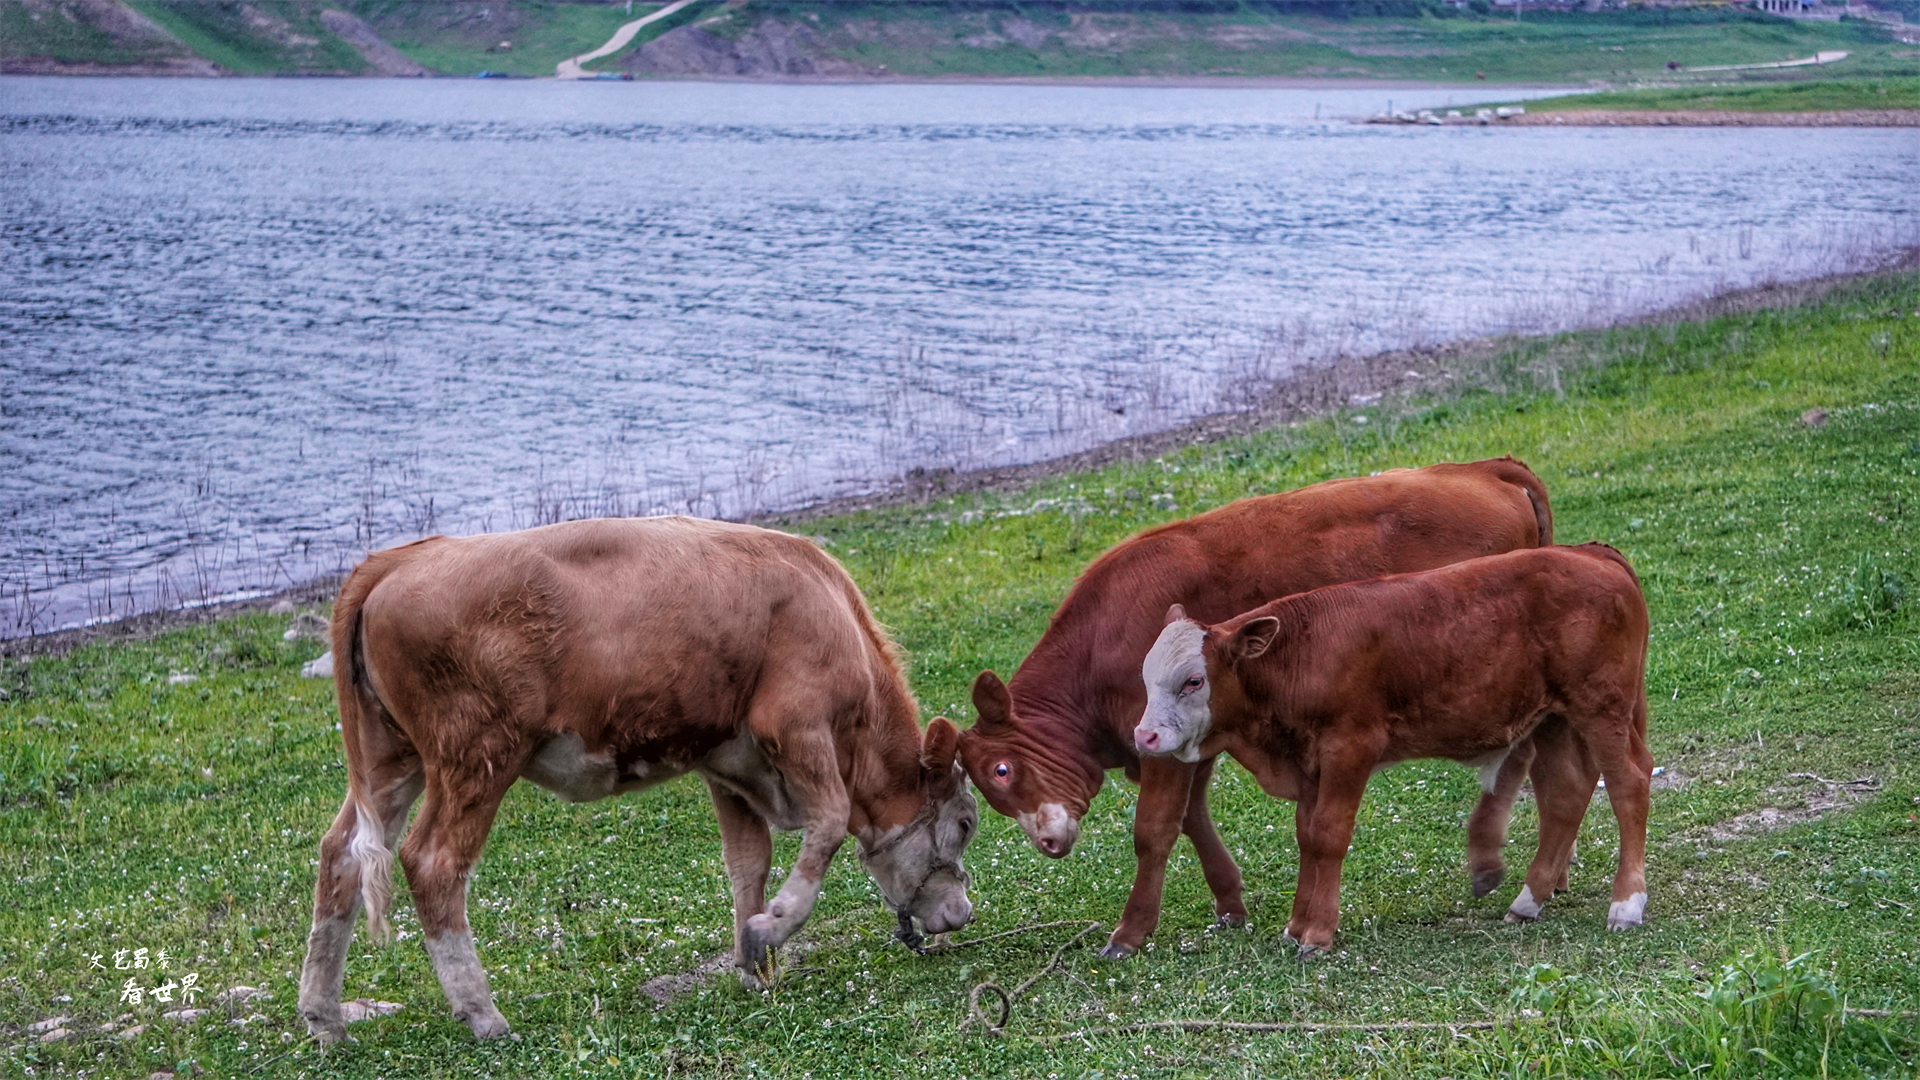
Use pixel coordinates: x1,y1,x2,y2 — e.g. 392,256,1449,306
1504,884,1543,923
1605,892,1647,931
1211,912,1249,931
460,1008,511,1040
1294,940,1332,960
1097,941,1138,961
741,915,780,986
304,1015,346,1048
1470,866,1506,898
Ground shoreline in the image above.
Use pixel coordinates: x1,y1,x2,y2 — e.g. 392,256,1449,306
0,66,1560,91
6,259,1911,662
1509,107,1920,127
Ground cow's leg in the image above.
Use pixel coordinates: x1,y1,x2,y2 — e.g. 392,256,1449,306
1508,718,1598,923
299,729,422,1045
1466,735,1536,898
1181,755,1250,929
740,715,849,984
400,757,520,1039
1284,785,1319,946
1598,699,1654,931
707,779,774,989
1289,763,1369,955
1103,754,1197,958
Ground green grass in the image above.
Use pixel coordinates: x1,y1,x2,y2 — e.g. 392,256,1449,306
719,3,1917,84
345,1,664,78
1512,75,1920,113
4,273,1919,1077
120,1,366,76
0,1,185,68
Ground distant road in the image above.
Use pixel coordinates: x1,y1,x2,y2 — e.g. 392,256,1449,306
556,0,701,79
1690,50,1848,73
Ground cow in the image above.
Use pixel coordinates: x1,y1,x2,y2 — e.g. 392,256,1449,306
956,458,1558,958
297,518,977,1043
1134,543,1653,954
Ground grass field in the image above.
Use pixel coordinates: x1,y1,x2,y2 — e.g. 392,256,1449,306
9,1,1918,82
3,272,1918,1078
120,1,367,76
720,2,1916,84
1510,76,1920,113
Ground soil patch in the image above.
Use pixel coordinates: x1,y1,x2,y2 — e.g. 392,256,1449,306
1692,774,1881,844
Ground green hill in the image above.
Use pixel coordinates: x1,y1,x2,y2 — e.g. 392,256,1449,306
5,0,1917,83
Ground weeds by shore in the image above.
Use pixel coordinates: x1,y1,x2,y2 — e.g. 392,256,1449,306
2,270,1915,1077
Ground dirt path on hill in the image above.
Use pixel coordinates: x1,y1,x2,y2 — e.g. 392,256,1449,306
555,0,700,79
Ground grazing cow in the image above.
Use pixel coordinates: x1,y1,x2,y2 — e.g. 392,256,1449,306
1134,543,1653,953
957,458,1558,958
298,518,977,1043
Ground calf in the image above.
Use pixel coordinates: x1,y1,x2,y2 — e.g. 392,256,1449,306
298,518,976,1042
1134,544,1652,954
957,458,1559,957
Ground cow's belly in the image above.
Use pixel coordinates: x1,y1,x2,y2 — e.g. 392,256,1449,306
521,733,684,803
699,733,806,833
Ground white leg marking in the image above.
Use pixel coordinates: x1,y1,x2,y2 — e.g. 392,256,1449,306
424,931,508,1038
756,874,823,943
297,913,354,1041
1505,885,1543,922
1606,891,1648,931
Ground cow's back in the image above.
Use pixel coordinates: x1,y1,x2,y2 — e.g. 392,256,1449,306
1249,544,1648,758
1014,459,1552,736
354,518,886,753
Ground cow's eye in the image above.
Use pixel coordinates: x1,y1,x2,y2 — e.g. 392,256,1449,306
1184,675,1204,692
993,762,1010,781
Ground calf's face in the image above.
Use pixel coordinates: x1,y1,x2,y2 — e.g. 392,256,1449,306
858,717,978,937
957,671,1096,858
1136,606,1279,761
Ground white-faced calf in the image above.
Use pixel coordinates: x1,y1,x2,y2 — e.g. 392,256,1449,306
1134,544,1652,954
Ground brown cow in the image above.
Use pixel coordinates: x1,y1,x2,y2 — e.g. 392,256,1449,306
297,518,977,1043
1134,543,1653,953
957,458,1556,958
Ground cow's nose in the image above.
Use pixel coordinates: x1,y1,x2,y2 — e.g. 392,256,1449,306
1136,727,1161,752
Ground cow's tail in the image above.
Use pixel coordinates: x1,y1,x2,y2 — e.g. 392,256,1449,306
1491,455,1554,547
329,539,437,944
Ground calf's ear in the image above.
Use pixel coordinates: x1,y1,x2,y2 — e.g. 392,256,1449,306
1231,616,1282,661
970,670,1014,733
922,716,960,774
1164,603,1188,626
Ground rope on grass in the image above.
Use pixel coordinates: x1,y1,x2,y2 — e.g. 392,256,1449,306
1036,1016,1545,1043
957,920,1103,1036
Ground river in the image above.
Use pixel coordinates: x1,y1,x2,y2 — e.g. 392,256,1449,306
3,76,1916,635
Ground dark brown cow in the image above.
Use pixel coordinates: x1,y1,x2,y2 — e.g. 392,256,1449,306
957,458,1556,958
297,518,977,1042
1135,544,1653,952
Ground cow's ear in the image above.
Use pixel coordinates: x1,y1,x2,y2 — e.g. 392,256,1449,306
1231,617,1282,661
1164,603,1188,626
970,670,1014,733
922,715,960,775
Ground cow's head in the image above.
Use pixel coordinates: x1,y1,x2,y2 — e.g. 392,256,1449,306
857,716,976,940
957,670,1104,859
1135,604,1278,762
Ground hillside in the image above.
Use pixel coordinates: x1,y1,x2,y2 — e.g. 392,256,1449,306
4,0,1917,83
